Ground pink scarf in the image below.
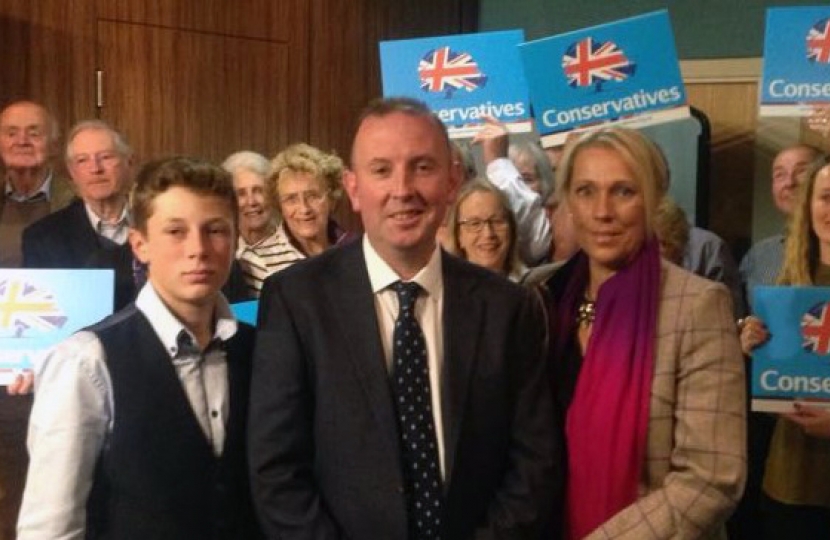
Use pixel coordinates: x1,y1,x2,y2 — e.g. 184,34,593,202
554,238,661,539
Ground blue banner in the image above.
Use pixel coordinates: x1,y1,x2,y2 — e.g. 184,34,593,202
752,286,830,411
379,30,532,137
231,300,259,326
760,7,830,117
519,10,688,146
0,269,114,384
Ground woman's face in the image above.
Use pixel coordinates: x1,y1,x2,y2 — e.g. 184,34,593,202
233,168,273,237
811,165,830,256
277,171,331,243
567,146,647,277
457,190,511,274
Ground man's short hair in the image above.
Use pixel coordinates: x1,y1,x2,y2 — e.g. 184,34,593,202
64,119,133,161
130,156,237,233
351,97,450,165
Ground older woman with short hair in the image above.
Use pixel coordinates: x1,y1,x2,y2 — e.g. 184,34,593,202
223,150,279,297
268,143,352,272
446,179,524,281
543,127,746,539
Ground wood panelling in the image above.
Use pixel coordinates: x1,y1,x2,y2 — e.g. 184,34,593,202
97,20,293,163
96,0,294,42
0,0,95,131
686,82,759,258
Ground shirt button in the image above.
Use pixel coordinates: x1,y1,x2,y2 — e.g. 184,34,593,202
211,410,218,418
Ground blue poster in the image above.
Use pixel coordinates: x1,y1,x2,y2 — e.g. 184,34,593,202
231,300,259,326
519,10,689,147
380,30,532,137
760,7,830,117
0,269,114,384
752,286,830,411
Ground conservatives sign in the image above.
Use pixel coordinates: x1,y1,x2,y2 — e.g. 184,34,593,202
0,269,114,385
760,7,830,117
380,30,532,137
519,10,689,147
752,286,830,412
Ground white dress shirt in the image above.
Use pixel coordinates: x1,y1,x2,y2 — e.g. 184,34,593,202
486,157,552,264
84,203,130,245
17,284,237,539
362,236,447,479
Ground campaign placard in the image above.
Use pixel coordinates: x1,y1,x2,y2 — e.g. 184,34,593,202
379,30,532,138
760,7,830,117
231,300,259,326
519,10,689,147
0,269,114,385
752,286,830,412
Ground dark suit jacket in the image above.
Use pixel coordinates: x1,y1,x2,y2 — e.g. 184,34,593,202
249,239,559,540
21,198,136,310
21,199,253,310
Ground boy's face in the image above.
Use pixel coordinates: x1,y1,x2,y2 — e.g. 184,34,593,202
130,186,235,314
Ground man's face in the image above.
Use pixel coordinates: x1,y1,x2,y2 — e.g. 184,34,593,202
772,146,817,216
67,128,132,204
344,112,460,268
0,102,54,171
129,186,235,316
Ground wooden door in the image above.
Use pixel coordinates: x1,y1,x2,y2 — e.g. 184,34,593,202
96,20,298,165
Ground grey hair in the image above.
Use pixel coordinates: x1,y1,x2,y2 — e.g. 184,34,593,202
508,141,554,197
65,119,133,160
222,151,271,178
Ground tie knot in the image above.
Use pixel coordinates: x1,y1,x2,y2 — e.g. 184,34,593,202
392,281,421,313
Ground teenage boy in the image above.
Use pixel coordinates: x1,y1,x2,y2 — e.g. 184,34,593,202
18,156,260,539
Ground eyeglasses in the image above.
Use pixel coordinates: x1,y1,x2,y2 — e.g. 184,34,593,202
458,216,509,234
279,189,327,209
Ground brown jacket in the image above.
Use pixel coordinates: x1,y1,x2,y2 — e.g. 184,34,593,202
587,261,747,539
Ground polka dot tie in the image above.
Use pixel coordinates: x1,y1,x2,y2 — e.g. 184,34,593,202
391,281,443,540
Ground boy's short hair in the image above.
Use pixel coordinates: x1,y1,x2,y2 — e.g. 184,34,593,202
130,156,238,232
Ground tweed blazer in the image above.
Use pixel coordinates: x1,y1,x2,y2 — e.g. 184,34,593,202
585,261,747,539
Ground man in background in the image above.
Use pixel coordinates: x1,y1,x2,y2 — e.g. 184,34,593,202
22,119,136,310
0,100,75,268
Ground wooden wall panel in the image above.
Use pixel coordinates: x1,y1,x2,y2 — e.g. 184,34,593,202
686,82,758,257
97,20,292,164
0,0,96,131
1,0,476,231
96,0,293,42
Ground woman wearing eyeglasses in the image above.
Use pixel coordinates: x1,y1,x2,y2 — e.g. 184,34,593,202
238,143,352,294
446,178,526,281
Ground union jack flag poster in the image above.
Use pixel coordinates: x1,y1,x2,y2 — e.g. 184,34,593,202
380,30,532,136
418,47,488,97
562,37,636,91
752,286,830,412
807,17,830,64
519,10,687,145
760,7,830,117
0,269,113,384
802,301,830,355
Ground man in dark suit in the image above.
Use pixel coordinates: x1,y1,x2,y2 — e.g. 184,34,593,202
249,97,558,539
22,119,136,310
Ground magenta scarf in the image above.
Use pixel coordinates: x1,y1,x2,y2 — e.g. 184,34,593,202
557,238,661,539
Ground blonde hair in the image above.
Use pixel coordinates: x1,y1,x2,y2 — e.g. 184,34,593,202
778,154,830,285
446,178,520,276
555,127,668,233
270,143,344,202
654,198,690,265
